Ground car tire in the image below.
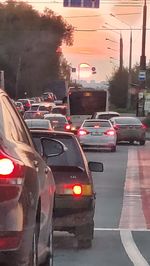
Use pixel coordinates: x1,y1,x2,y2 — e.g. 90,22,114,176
76,222,94,249
139,140,145,145
111,146,116,152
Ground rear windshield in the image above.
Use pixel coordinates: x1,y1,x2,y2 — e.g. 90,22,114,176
97,114,119,119
52,107,67,115
25,120,50,128
114,118,141,125
83,121,111,127
18,99,28,104
33,135,84,168
24,112,36,119
46,116,67,125
30,105,39,111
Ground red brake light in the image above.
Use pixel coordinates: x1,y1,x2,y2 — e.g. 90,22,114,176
142,123,147,129
78,129,88,136
0,151,24,184
73,185,82,196
104,129,115,136
65,124,71,130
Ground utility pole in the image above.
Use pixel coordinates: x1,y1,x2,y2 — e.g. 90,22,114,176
127,30,132,109
119,33,123,71
137,0,147,116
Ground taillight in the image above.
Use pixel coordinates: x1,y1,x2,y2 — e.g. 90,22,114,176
0,151,24,185
113,125,120,130
0,232,22,249
142,123,147,129
73,185,82,196
65,124,71,130
56,184,92,196
78,129,89,136
25,102,30,107
104,129,115,136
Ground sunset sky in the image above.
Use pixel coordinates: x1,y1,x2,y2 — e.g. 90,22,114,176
7,1,150,81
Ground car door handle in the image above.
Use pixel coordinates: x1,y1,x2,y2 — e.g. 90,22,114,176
34,160,39,167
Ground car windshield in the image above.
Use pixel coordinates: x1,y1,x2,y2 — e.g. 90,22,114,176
83,121,111,128
114,118,141,125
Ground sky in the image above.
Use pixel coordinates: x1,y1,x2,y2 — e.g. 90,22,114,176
7,0,150,81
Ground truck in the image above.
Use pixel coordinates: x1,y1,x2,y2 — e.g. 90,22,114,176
68,88,109,127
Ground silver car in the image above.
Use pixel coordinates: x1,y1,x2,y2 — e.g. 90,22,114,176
110,116,146,145
78,119,117,152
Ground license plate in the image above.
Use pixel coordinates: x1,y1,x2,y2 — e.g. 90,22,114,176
91,132,102,136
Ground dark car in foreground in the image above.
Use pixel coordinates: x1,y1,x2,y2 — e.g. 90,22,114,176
31,130,103,249
110,116,146,145
0,89,67,265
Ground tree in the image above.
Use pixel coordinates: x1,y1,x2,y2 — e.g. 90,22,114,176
109,68,128,109
0,0,74,98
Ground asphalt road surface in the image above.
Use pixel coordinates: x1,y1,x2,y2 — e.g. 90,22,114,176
54,142,150,266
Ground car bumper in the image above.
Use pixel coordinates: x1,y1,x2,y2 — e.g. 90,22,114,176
79,136,116,148
54,195,95,228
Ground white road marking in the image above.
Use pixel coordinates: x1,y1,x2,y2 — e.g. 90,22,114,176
94,228,150,232
120,230,149,266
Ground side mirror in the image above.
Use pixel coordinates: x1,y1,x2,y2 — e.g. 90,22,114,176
88,161,104,172
41,137,67,157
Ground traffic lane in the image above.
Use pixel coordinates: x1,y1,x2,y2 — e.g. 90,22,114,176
54,230,132,266
85,144,128,228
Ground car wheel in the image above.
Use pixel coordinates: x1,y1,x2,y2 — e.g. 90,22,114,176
76,222,94,249
29,225,38,266
139,140,145,145
111,146,116,152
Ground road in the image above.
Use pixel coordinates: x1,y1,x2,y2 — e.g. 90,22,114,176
54,142,150,266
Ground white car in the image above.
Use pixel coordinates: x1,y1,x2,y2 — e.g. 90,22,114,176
77,119,117,152
91,111,120,120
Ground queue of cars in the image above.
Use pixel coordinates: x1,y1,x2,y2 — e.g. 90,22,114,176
5,91,147,265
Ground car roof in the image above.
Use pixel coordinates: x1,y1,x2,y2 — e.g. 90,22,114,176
83,119,111,123
95,111,120,115
44,114,66,118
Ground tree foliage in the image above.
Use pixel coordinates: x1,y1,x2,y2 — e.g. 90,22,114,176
109,68,128,109
0,0,74,98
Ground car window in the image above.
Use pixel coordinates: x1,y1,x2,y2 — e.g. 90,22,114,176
83,121,111,127
30,105,39,111
33,135,84,168
46,117,67,124
1,96,30,144
97,114,119,119
52,107,66,115
39,106,48,111
115,118,141,125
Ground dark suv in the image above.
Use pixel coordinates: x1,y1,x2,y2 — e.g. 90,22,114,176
0,89,59,266
31,130,103,249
